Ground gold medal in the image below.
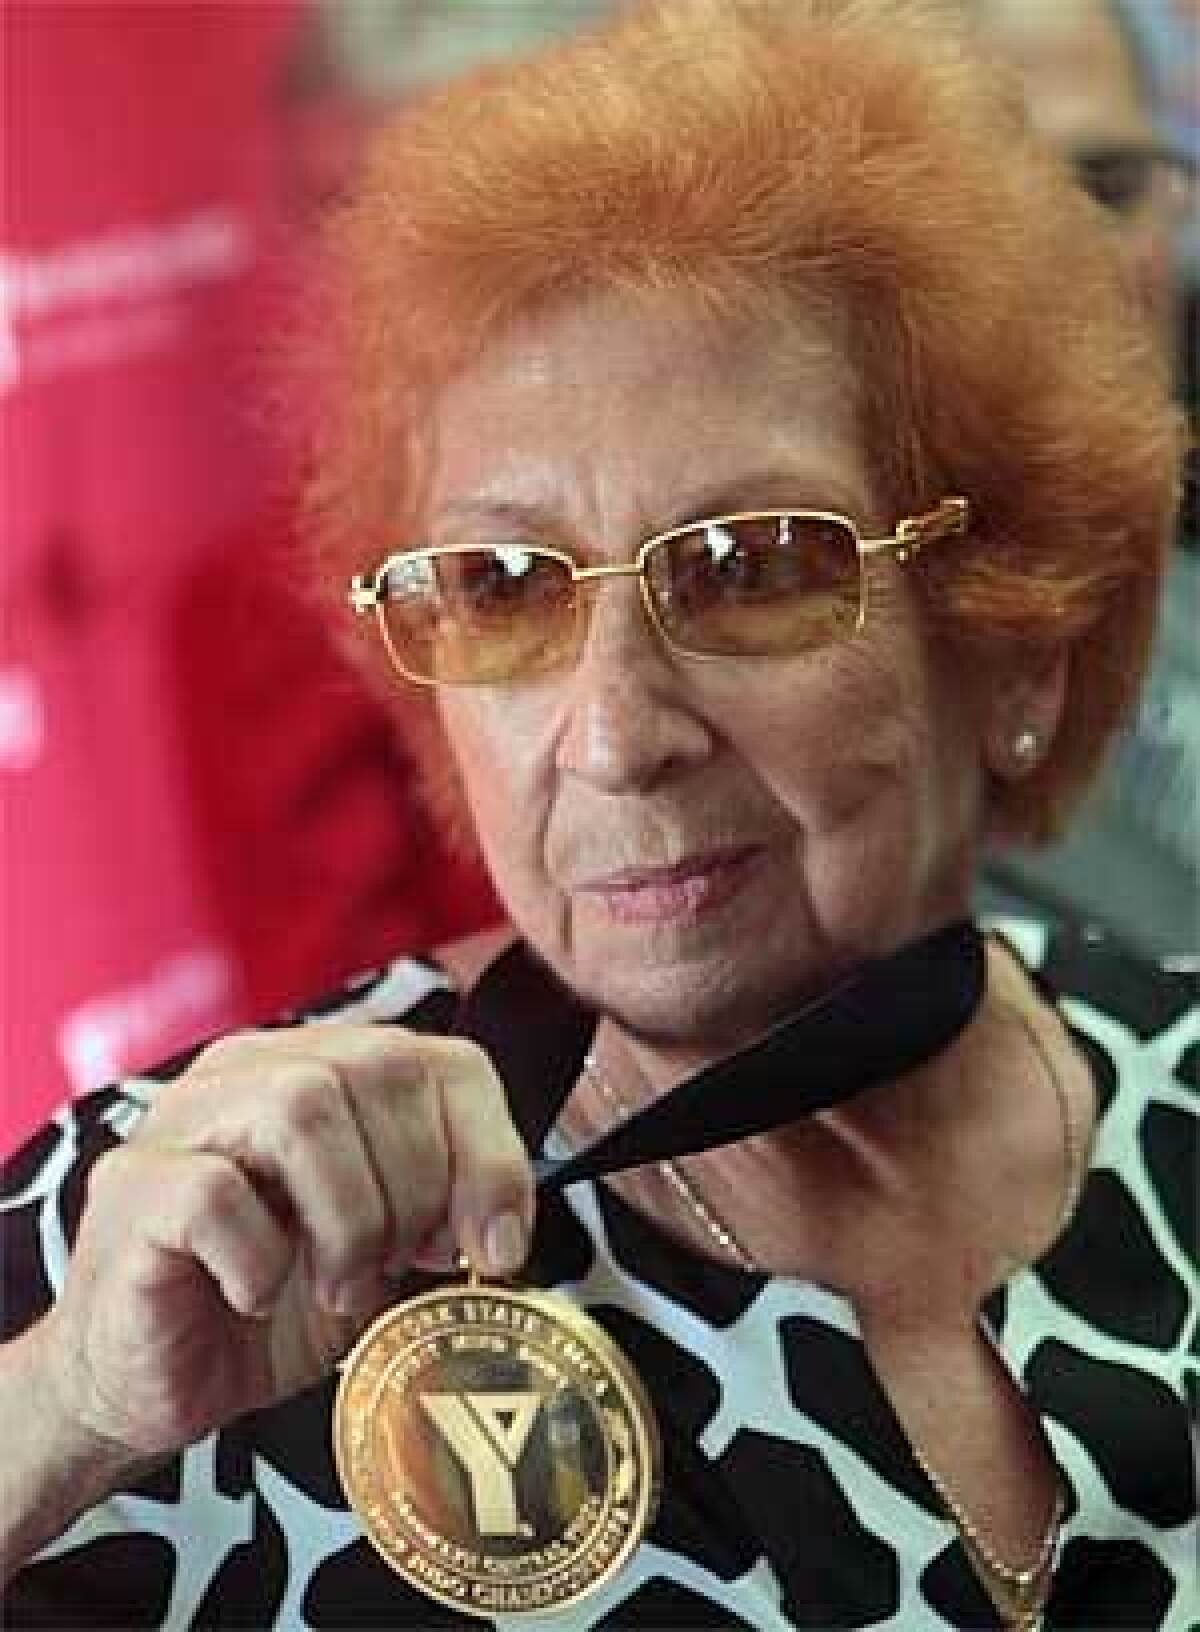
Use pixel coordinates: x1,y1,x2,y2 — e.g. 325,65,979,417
333,1279,662,1618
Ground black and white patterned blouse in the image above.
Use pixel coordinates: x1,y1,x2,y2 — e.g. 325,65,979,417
2,920,1196,1629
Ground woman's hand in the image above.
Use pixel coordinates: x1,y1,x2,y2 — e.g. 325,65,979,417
38,1026,532,1465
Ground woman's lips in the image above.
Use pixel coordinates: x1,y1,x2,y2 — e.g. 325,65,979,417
580,846,761,924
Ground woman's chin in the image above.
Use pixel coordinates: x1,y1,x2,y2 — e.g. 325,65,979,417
563,936,832,1058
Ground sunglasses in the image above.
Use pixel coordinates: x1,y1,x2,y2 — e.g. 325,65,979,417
348,497,969,687
1070,142,1198,218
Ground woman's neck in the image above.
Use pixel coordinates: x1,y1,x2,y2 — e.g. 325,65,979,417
569,937,1094,1305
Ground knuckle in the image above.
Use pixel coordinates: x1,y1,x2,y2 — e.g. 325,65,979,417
272,1062,345,1143
425,1037,508,1117
184,1151,248,1218
298,1023,418,1073
190,1028,270,1072
383,1057,447,1133
436,1035,494,1081
85,1142,138,1204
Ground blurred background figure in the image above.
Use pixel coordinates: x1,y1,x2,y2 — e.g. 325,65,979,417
969,0,1200,956
970,0,1193,350
1133,0,1200,417
0,1,612,1157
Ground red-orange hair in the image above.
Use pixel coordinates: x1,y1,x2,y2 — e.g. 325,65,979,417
302,0,1182,845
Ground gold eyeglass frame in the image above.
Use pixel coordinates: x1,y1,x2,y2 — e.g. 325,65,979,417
347,495,969,687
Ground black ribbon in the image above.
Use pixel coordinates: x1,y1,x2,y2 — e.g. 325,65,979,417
454,919,986,1193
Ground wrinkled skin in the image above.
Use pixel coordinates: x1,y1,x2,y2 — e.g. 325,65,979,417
432,297,990,1070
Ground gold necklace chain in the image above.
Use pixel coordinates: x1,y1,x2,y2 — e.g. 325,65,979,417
585,1053,759,1273
580,1014,1077,1631
998,996,1085,1235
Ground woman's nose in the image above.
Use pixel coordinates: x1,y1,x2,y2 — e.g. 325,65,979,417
554,577,714,791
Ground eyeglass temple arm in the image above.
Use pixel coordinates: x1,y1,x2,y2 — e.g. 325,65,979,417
348,574,380,614
860,496,969,562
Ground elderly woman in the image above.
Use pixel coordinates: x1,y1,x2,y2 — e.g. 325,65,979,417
0,1,1193,1628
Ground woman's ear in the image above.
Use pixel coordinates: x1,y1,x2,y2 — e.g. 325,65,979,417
982,651,1069,784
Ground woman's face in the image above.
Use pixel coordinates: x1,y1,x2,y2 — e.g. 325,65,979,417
429,297,984,1052
975,0,1178,345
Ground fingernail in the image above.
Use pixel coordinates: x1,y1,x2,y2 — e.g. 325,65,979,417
485,1210,526,1275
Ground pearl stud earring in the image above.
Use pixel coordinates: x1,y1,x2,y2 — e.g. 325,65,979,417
1012,727,1041,766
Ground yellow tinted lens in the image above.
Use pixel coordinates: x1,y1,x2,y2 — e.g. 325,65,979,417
646,515,862,655
378,548,579,683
